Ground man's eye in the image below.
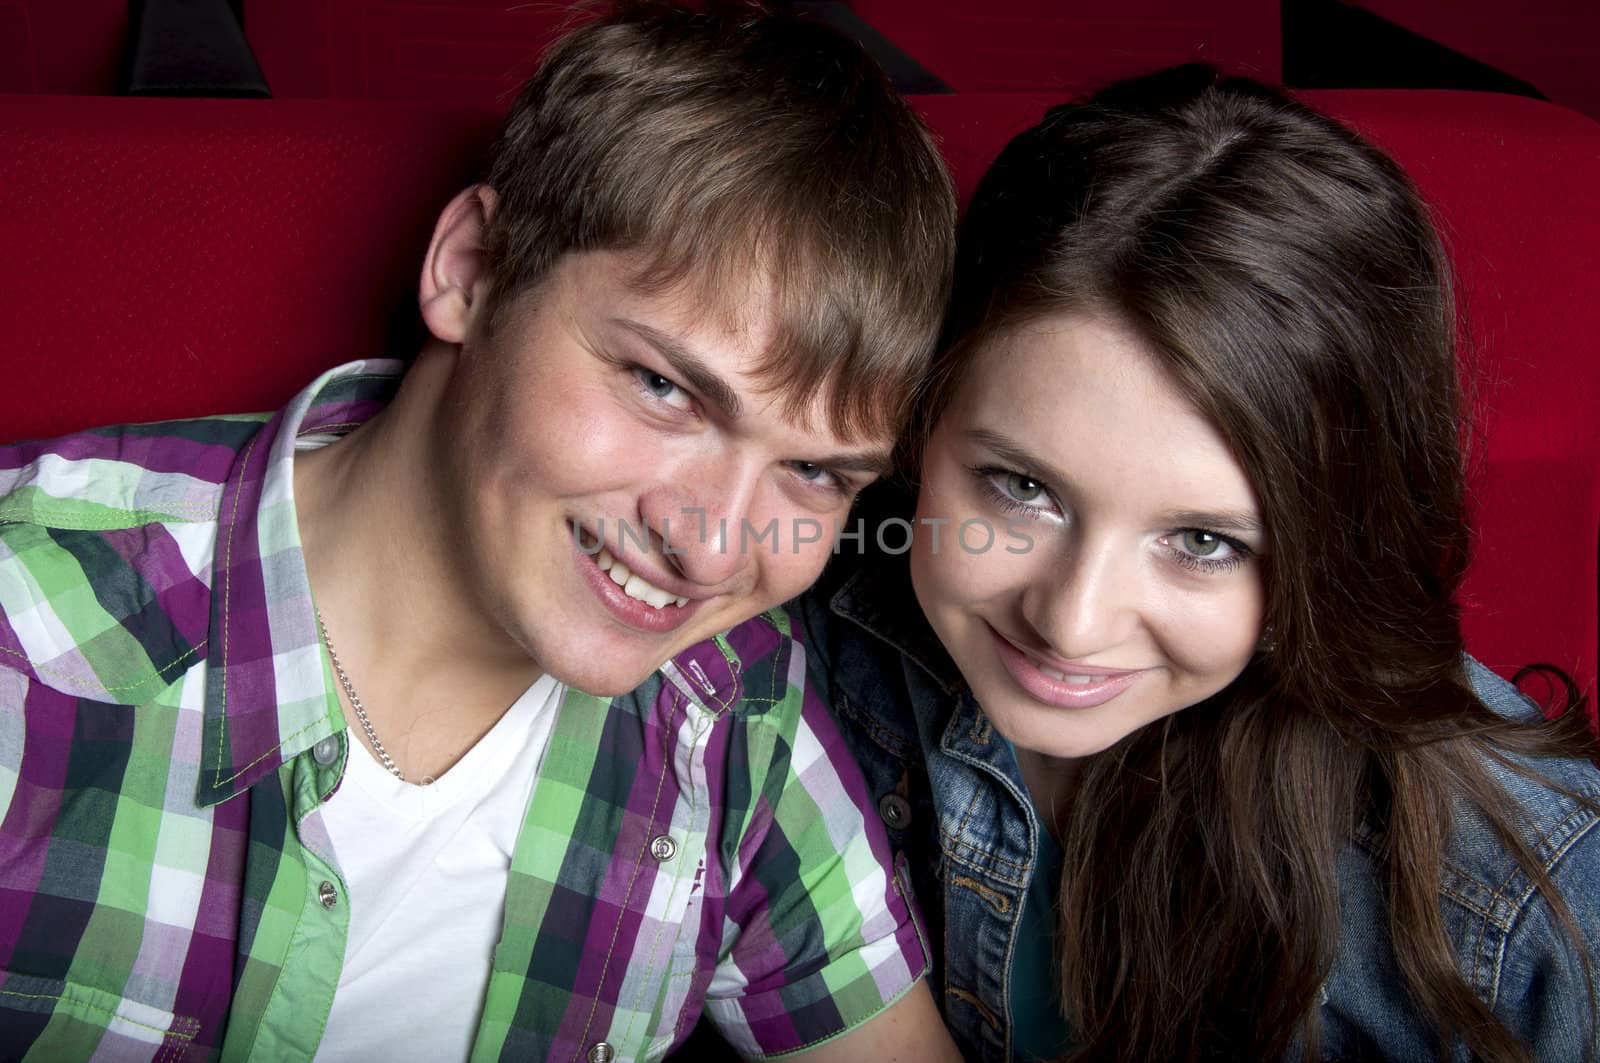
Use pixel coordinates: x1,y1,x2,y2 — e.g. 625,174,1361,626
786,460,843,494
633,368,691,411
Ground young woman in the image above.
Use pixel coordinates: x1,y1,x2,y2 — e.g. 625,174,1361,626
797,66,1600,1061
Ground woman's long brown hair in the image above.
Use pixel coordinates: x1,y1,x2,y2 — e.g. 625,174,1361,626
920,66,1598,1061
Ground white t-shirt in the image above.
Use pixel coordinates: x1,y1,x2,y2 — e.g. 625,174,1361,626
314,674,565,1062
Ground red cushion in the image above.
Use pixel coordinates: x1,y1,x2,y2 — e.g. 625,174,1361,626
0,0,126,94
243,0,583,105
858,0,1281,92
1358,2,1600,124
0,95,496,434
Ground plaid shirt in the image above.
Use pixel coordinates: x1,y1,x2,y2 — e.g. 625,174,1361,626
0,362,927,1062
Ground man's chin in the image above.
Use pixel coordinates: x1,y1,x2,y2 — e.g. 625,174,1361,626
544,637,707,698
542,603,772,696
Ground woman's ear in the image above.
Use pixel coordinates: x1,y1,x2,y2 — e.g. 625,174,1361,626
419,184,499,343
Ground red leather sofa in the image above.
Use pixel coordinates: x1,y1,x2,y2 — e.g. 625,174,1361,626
0,87,1595,703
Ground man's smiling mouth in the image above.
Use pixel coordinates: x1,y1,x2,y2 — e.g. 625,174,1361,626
594,546,690,609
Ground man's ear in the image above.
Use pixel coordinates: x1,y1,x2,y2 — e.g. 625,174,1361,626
419,184,498,344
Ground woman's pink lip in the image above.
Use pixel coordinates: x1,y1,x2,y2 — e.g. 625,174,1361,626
988,626,1146,709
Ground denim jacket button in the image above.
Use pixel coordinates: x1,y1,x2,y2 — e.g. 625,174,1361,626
877,793,912,829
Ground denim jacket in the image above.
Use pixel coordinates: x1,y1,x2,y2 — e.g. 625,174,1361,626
795,558,1600,1061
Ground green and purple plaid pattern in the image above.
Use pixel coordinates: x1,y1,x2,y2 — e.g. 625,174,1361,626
0,362,927,1062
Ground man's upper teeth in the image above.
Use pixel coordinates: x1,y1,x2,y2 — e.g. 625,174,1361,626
595,548,688,609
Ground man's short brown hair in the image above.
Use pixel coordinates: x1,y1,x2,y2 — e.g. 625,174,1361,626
483,0,955,441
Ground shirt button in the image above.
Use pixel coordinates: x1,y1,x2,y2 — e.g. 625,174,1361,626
312,736,340,765
877,793,912,830
318,881,339,909
587,1042,614,1063
649,835,677,861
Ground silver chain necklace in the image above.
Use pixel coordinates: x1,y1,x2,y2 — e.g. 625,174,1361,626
315,608,406,782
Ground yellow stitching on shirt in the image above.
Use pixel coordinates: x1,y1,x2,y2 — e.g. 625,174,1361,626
212,433,260,779
0,990,199,1041
573,690,684,1060
0,640,208,693
1,505,221,527
619,689,697,1053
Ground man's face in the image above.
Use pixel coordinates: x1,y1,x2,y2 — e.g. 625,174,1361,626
436,250,892,695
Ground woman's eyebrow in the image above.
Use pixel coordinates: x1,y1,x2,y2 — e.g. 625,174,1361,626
964,427,1071,487
967,427,1263,536
1159,510,1264,537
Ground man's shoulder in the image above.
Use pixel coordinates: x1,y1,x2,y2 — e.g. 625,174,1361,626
0,414,268,528
0,417,251,702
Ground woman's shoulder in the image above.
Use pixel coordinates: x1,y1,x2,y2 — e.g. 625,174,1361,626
1451,658,1600,886
1327,658,1600,1057
1432,713,1600,1060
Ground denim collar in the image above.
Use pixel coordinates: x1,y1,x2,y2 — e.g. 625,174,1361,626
826,555,967,698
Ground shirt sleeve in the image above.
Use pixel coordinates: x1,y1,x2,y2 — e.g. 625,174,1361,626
702,634,931,1058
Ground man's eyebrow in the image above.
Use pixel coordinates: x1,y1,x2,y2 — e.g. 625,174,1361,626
613,316,888,477
612,318,742,419
819,450,895,478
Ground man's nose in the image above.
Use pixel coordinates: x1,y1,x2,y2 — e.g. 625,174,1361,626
638,458,761,588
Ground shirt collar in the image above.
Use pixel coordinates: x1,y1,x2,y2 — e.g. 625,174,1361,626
196,360,403,806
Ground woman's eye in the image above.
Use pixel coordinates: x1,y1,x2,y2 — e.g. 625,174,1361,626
1162,528,1251,573
1180,529,1226,557
633,368,692,411
973,466,1058,519
1004,473,1045,503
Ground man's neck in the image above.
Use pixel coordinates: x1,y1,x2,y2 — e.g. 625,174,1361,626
293,345,546,782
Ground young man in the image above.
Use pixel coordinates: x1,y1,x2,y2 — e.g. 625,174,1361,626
0,4,957,1060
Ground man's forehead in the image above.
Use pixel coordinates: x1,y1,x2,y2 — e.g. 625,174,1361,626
558,247,909,448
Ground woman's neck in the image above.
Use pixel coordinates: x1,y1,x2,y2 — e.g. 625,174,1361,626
1014,746,1083,845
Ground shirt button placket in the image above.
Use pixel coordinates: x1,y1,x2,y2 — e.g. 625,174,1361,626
649,835,677,862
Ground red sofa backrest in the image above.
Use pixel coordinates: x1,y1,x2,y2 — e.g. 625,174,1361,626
1,89,1594,699
0,0,126,94
0,95,495,430
857,0,1281,91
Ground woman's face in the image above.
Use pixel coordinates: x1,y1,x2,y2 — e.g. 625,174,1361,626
910,310,1268,760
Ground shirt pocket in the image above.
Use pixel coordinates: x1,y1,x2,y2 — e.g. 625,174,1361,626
0,970,202,1062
